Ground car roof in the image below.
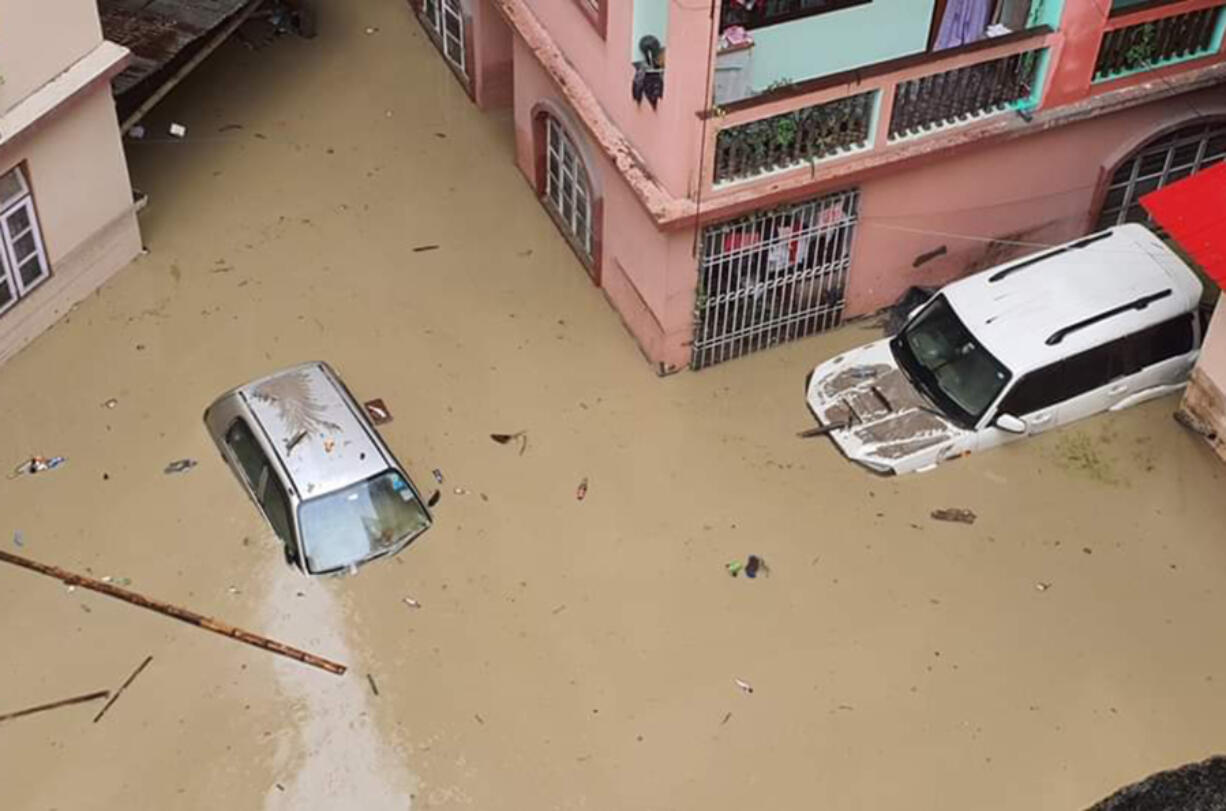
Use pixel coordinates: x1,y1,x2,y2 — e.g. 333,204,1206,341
942,224,1203,373
236,361,389,499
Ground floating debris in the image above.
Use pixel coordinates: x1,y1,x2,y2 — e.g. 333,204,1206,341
163,459,198,474
0,690,110,725
10,456,67,478
744,555,769,579
168,123,187,138
432,468,444,484
403,597,421,608
12,530,23,549
0,550,347,675
363,399,392,425
284,430,309,455
931,508,976,524
490,431,528,455
1036,582,1052,592
93,656,153,723
576,477,588,501
103,398,118,409
427,490,441,507
734,678,754,694
412,244,439,253
367,674,380,696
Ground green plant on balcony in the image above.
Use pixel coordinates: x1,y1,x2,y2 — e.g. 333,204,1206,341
1122,22,1158,71
773,116,798,148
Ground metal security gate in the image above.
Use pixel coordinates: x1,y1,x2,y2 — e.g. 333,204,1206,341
691,188,859,369
422,0,466,77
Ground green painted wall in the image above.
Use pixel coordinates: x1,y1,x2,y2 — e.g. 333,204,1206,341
745,0,936,94
632,0,669,62
1027,0,1064,28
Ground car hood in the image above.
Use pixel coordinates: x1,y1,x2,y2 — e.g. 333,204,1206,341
805,339,967,472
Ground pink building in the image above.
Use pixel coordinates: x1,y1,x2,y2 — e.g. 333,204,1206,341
411,0,1226,372
0,0,142,366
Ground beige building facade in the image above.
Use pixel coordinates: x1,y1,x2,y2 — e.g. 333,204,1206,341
0,0,141,366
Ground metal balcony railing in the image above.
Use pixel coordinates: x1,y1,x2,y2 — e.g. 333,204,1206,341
719,0,868,32
713,90,876,183
1094,5,1225,80
888,47,1045,140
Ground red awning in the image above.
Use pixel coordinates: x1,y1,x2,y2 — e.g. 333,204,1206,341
1140,162,1226,289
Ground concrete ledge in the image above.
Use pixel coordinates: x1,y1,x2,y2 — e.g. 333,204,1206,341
489,0,1226,231
0,205,141,367
1179,366,1226,463
492,0,694,225
0,40,131,149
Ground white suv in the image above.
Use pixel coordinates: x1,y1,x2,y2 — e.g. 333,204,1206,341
804,224,1204,475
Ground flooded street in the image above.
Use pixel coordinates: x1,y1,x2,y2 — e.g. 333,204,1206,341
3,2,1226,809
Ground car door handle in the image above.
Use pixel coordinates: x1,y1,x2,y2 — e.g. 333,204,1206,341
1030,413,1052,425
1108,383,1128,395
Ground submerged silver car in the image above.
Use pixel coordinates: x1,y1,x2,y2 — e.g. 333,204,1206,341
204,362,432,575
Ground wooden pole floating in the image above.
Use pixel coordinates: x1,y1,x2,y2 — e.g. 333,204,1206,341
0,690,110,725
94,655,153,723
0,550,347,676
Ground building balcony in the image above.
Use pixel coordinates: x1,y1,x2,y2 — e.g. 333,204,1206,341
706,27,1052,186
1094,1,1226,82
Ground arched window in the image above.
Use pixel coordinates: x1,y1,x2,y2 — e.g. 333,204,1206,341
544,115,593,261
1096,119,1226,231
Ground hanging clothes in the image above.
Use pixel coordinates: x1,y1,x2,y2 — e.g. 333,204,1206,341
934,0,993,50
992,0,1034,32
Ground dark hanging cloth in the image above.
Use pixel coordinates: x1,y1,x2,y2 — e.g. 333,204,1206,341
632,64,664,109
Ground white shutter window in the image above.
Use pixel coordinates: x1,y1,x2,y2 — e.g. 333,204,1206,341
543,117,593,260
0,165,51,314
0,235,17,317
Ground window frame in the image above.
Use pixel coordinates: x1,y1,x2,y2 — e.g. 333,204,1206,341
993,313,1196,419
225,417,301,556
571,0,608,39
0,236,17,318
421,0,468,78
225,418,270,490
720,0,873,32
543,115,595,267
996,339,1131,418
1095,119,1226,231
1107,0,1186,19
0,165,50,317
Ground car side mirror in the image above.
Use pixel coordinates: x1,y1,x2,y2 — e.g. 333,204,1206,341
995,414,1026,434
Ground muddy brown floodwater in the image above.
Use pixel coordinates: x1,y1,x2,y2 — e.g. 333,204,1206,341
3,2,1226,809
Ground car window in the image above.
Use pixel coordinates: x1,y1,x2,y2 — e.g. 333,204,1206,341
1129,314,1194,368
998,337,1130,416
261,473,294,545
225,419,267,488
890,295,1011,428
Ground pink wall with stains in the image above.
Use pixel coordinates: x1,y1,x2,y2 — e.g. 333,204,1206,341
1046,0,1226,108
472,0,515,109
511,31,697,370
844,85,1226,317
516,1,711,201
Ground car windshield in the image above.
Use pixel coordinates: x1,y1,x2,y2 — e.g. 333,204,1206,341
890,295,1011,428
298,470,430,574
